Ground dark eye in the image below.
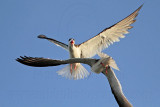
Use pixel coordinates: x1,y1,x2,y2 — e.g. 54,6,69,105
69,38,74,41
68,38,72,41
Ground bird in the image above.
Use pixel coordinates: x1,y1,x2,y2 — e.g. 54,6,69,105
16,53,119,79
16,54,133,106
36,5,142,79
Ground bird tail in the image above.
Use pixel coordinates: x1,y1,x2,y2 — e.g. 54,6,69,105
57,63,90,80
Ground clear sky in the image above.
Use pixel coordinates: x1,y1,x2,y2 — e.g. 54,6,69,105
1,0,160,107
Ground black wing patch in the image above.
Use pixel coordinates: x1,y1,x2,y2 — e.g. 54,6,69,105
16,56,62,67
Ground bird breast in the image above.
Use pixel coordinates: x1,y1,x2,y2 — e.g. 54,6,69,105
69,45,81,58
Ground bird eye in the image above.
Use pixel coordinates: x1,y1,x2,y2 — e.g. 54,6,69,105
69,38,74,42
69,38,72,41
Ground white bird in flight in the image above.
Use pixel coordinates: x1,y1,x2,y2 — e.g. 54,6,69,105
16,53,132,106
36,5,142,79
17,5,142,80
16,53,119,79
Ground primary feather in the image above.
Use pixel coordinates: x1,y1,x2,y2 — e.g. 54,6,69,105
79,5,143,58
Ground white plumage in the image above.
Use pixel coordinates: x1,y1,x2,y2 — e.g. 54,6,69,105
17,5,142,80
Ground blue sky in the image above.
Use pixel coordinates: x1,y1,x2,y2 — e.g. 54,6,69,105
1,0,160,107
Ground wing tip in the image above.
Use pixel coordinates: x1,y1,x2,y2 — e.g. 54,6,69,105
38,34,47,39
16,55,32,64
138,4,144,11
133,4,143,16
16,56,23,62
15,58,20,62
134,4,143,16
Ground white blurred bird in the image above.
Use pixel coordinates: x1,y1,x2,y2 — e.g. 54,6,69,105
34,5,141,79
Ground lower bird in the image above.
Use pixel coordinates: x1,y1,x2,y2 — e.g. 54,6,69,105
16,53,119,80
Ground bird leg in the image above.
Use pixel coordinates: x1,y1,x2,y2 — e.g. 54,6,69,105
100,62,108,74
70,64,72,74
70,63,77,75
74,64,77,70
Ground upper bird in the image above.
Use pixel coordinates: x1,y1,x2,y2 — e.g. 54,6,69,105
37,5,143,79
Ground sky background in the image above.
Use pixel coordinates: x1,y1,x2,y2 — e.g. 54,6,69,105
1,0,160,107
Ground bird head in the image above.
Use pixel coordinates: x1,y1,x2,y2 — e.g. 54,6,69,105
68,38,75,46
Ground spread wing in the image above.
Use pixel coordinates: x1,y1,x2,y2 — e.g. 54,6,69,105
79,5,143,58
38,35,68,51
16,56,97,67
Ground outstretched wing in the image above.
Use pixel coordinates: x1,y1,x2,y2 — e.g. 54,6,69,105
16,56,63,67
38,35,68,51
16,56,97,67
79,5,143,58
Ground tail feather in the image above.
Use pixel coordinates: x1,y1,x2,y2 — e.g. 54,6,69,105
57,64,89,80
109,58,119,71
